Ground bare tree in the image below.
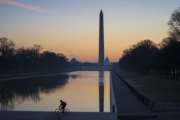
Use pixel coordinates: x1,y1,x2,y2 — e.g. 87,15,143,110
0,37,15,57
168,7,180,40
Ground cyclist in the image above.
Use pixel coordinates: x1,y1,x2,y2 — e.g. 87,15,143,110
59,99,67,113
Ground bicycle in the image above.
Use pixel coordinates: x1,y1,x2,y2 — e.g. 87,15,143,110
54,106,70,119
55,106,70,113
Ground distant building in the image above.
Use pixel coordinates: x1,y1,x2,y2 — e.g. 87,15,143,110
104,57,110,65
70,58,81,65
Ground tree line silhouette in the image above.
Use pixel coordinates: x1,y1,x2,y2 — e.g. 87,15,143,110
119,7,180,74
0,38,69,74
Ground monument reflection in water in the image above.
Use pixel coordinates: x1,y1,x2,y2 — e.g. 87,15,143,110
99,71,104,112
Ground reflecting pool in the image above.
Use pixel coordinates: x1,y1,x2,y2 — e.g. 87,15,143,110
0,71,110,112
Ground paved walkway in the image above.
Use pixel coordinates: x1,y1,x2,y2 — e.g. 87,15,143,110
111,68,151,114
0,111,116,120
111,67,180,120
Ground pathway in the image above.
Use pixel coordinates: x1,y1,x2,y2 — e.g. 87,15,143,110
0,111,116,120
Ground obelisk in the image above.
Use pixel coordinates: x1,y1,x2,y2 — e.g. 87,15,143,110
99,10,104,66
98,10,104,112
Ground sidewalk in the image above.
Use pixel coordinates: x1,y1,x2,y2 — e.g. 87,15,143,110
0,111,116,120
111,71,151,114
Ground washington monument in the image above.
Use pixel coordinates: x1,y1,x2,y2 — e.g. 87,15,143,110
99,10,104,65
98,10,104,112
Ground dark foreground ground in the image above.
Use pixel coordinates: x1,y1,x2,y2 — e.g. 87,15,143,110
1,111,180,120
0,111,116,120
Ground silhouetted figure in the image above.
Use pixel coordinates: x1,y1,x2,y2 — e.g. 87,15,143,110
59,99,67,113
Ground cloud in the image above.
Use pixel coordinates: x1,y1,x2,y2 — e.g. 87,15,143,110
0,0,47,13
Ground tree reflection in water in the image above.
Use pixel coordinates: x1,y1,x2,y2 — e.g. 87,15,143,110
0,74,69,110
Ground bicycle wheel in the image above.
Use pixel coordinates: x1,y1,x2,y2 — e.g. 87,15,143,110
65,108,70,112
55,108,60,113
55,108,62,119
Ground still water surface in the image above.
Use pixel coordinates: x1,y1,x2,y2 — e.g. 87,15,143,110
0,71,110,112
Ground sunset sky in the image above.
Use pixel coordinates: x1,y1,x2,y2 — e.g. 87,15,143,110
0,0,179,62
